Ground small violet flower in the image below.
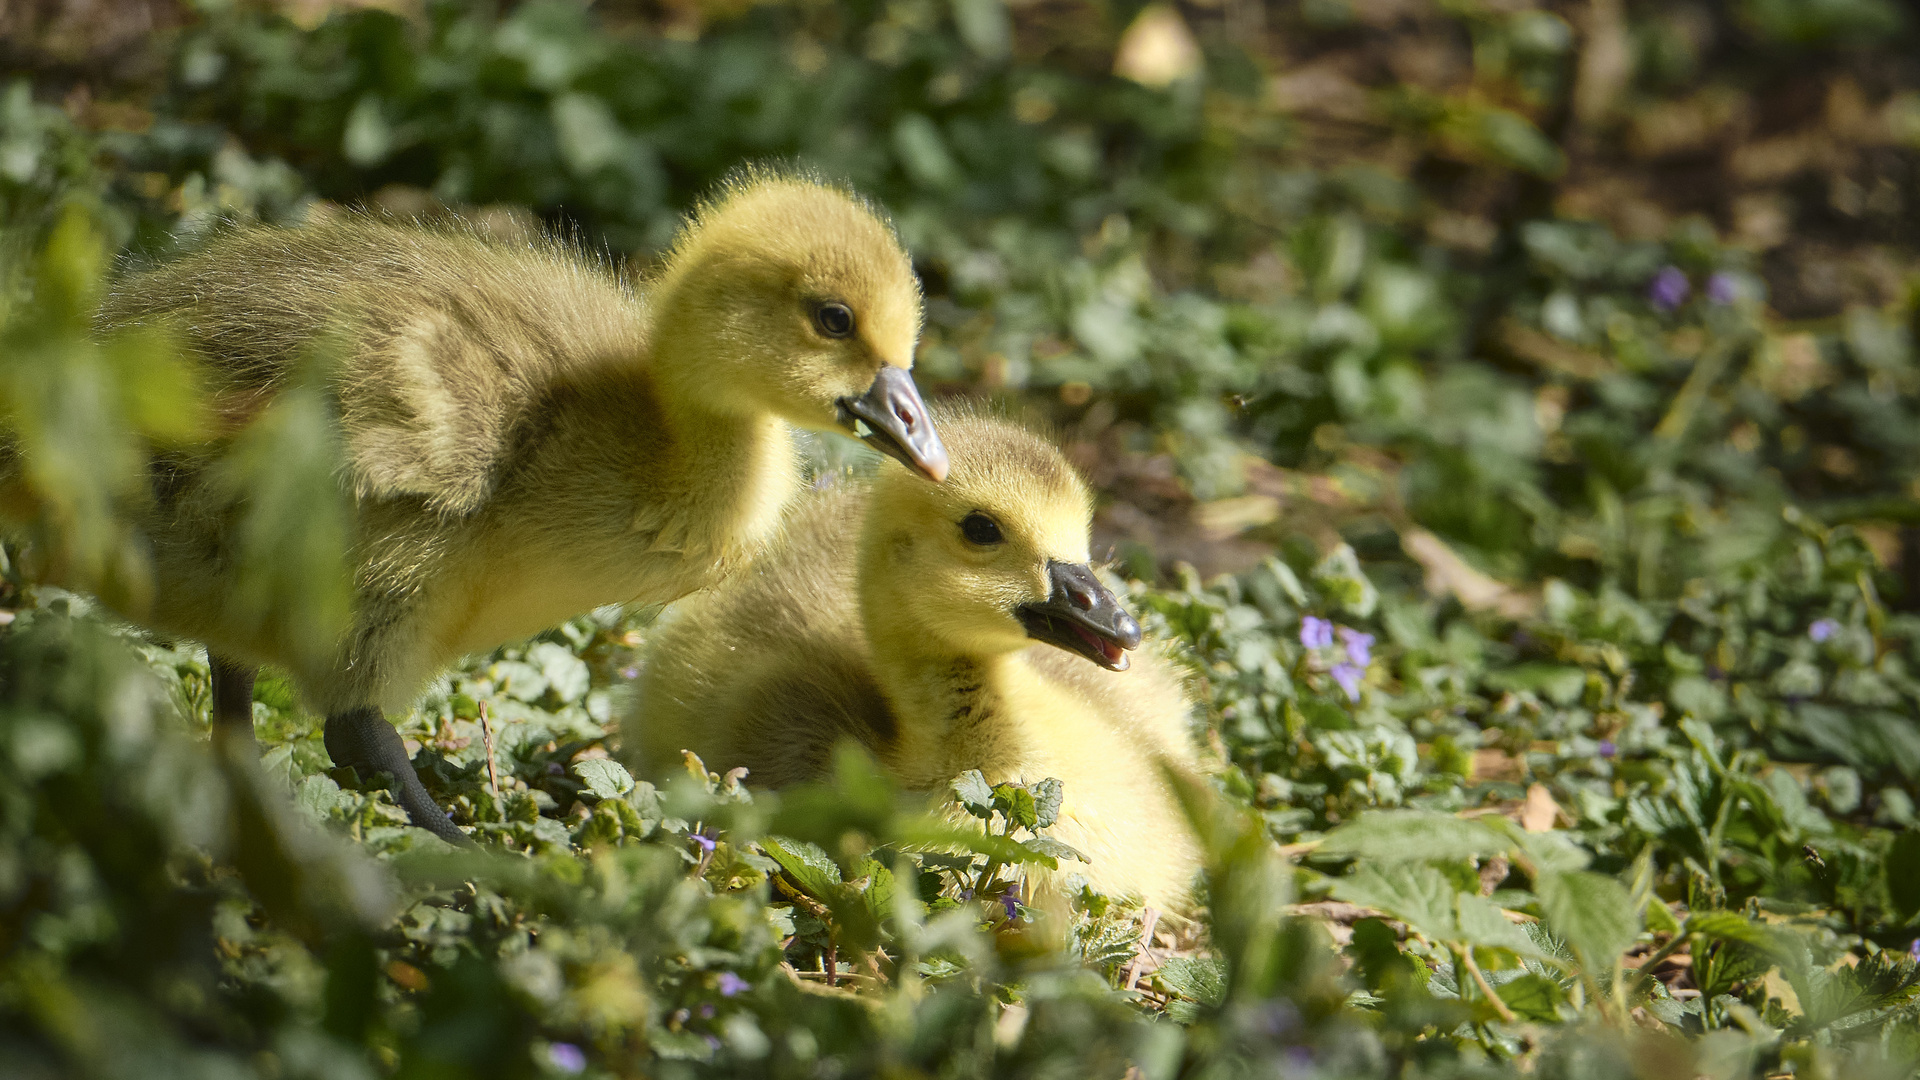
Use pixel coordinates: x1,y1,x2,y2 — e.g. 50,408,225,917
1648,266,1690,312
619,665,640,680
1809,618,1840,643
1910,938,1920,961
717,971,752,997
1598,739,1617,759
689,830,717,854
1337,626,1374,668
1000,885,1021,920
1300,616,1334,650
547,1043,587,1074
698,1003,716,1019
1331,663,1364,702
1706,271,1740,306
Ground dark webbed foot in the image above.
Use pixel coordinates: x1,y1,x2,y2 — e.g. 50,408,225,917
209,655,258,748
323,706,470,845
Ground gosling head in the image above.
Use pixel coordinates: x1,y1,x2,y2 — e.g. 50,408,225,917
653,169,948,481
860,413,1142,670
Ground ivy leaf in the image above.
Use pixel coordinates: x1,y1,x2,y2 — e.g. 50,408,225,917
951,771,994,818
993,782,1038,831
1023,835,1088,865
1032,778,1064,830
572,758,634,800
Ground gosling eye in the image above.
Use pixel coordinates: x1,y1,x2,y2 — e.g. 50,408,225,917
960,512,1003,546
814,301,855,338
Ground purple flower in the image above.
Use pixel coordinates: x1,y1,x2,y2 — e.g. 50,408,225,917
698,1003,716,1019
1300,616,1334,650
717,971,751,997
619,665,640,680
1810,619,1840,643
1338,627,1373,667
1910,938,1920,961
1000,885,1021,920
689,830,717,853
1648,266,1690,312
1331,663,1363,702
1707,272,1739,306
547,1043,587,1074
1598,740,1617,758
1255,1000,1300,1036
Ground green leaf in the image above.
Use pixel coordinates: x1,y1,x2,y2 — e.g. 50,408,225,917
761,836,843,898
1685,910,1788,958
1885,831,1920,924
1536,871,1639,971
1156,956,1227,1007
951,771,994,817
1032,778,1064,830
993,782,1038,830
1311,544,1378,617
1456,894,1547,958
572,758,633,800
1496,973,1565,1021
897,819,1060,868
1023,835,1088,865
1329,864,1460,943
1319,809,1508,865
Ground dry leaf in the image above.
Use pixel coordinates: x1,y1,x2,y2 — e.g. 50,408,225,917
1521,783,1561,833
1114,5,1201,89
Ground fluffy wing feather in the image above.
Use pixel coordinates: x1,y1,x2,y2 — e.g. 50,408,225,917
101,216,648,518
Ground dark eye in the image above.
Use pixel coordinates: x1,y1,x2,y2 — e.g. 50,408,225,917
814,302,855,338
960,512,1003,546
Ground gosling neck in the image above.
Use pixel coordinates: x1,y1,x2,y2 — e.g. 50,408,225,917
857,578,1031,788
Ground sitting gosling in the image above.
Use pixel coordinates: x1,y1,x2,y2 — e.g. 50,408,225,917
93,172,948,842
627,414,1204,910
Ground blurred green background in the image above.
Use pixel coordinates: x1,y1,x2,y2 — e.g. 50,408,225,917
5,0,1920,1076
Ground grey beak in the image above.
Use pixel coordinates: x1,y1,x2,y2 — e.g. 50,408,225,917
1016,561,1143,671
838,366,949,483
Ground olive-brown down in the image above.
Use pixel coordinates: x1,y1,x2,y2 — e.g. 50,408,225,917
626,411,1205,909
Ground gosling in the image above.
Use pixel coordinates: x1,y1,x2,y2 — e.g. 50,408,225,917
627,412,1204,910
93,171,949,842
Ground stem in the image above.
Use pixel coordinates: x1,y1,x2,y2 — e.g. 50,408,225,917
1124,907,1162,992
1458,945,1516,1024
1627,928,1693,1000
477,701,504,822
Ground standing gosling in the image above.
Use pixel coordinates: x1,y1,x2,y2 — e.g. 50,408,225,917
627,414,1204,910
96,173,948,843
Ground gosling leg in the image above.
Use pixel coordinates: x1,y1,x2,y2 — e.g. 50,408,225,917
323,706,469,845
209,655,257,749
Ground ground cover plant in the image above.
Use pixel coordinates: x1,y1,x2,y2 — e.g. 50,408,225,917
3,0,1920,1076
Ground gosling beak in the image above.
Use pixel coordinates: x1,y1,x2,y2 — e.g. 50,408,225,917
837,366,949,483
1017,561,1142,671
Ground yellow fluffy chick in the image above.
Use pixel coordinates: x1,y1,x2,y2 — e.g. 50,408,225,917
627,412,1204,910
89,170,948,842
